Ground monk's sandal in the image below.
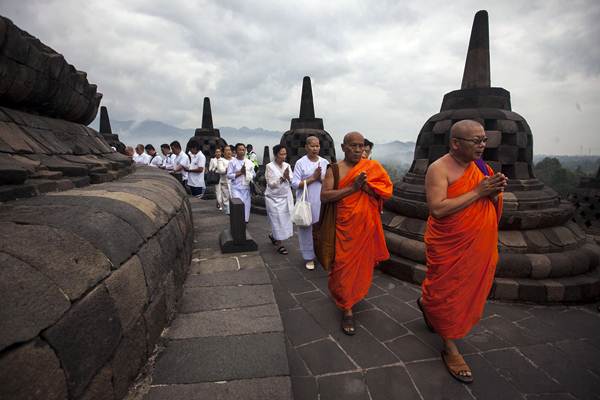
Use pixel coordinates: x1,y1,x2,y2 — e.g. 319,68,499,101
442,351,473,384
341,314,356,336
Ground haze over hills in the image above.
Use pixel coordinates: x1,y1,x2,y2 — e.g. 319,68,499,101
89,118,417,165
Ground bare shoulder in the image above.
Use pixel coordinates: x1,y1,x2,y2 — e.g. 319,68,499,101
425,156,449,180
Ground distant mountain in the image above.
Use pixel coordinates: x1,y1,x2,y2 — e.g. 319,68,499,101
89,118,416,165
372,140,415,166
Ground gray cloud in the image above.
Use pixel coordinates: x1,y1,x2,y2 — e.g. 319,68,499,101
1,0,599,155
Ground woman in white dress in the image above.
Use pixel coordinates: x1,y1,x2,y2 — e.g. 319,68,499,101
291,136,329,270
265,144,294,255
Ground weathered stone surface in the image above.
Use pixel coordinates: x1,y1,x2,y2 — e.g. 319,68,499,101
43,285,122,398
0,252,70,351
0,203,143,267
0,221,111,300
180,285,275,313
185,267,270,287
79,366,114,400
0,339,68,400
153,333,289,384
168,303,282,339
105,255,148,331
111,317,147,399
144,291,168,352
145,377,292,400
138,237,167,298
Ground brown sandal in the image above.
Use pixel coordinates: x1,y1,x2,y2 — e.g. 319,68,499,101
441,351,473,384
341,314,356,336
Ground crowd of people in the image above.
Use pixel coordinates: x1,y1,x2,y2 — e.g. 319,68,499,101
122,120,505,384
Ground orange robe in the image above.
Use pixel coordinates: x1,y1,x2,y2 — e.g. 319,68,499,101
422,162,503,339
328,159,393,310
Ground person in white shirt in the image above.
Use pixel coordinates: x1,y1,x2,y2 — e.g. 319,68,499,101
265,144,294,255
226,143,255,222
171,140,190,187
133,144,151,165
186,141,206,198
292,136,329,270
145,144,163,168
209,148,225,210
216,146,232,214
159,143,175,171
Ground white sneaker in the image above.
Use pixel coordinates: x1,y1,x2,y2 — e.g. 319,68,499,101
305,260,315,270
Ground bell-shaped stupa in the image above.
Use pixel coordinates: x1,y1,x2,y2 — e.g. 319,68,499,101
381,10,600,303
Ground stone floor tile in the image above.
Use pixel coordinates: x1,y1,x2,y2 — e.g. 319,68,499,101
144,377,292,400
366,366,421,400
369,295,422,323
296,338,356,375
483,301,533,321
365,284,386,299
519,343,600,400
318,372,369,400
355,309,408,342
281,308,328,346
333,326,399,368
479,315,540,346
387,334,438,362
179,285,275,313
464,329,512,352
184,267,270,287
291,376,318,400
167,303,282,339
481,348,561,394
286,340,310,377
272,280,299,311
406,359,473,400
294,290,327,305
464,354,523,400
152,333,289,384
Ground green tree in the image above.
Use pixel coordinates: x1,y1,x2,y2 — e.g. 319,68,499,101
533,157,578,196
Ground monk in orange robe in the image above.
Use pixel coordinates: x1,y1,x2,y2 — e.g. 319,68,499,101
321,131,393,335
419,120,506,383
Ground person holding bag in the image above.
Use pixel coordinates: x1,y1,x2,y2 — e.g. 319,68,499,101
321,132,393,336
292,136,329,270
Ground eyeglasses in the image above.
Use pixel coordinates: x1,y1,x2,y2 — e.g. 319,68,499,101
454,137,488,145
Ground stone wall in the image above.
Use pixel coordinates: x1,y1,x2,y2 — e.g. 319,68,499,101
0,167,194,399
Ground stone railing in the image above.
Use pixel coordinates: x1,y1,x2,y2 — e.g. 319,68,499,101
0,167,193,399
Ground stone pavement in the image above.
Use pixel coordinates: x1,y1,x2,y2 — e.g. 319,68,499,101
131,198,292,399
131,198,600,400
247,211,600,400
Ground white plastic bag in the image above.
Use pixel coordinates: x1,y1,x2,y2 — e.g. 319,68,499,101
292,181,312,227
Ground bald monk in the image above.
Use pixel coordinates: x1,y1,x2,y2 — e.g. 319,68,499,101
419,120,507,384
321,132,393,335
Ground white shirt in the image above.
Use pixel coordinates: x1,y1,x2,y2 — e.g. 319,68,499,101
148,154,163,168
187,151,206,188
133,152,152,165
227,157,255,189
265,161,292,198
162,153,175,170
174,152,190,180
216,157,230,183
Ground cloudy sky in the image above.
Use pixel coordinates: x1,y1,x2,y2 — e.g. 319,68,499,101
3,0,599,155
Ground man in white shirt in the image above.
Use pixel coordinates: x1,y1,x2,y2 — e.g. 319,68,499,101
227,143,255,222
159,143,175,171
133,144,151,165
145,144,163,168
186,141,206,198
171,140,190,186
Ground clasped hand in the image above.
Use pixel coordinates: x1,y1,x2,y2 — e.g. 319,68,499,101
476,172,508,197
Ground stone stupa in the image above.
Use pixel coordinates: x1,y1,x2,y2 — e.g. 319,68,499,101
279,76,336,168
186,97,227,199
98,106,126,154
381,10,600,303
